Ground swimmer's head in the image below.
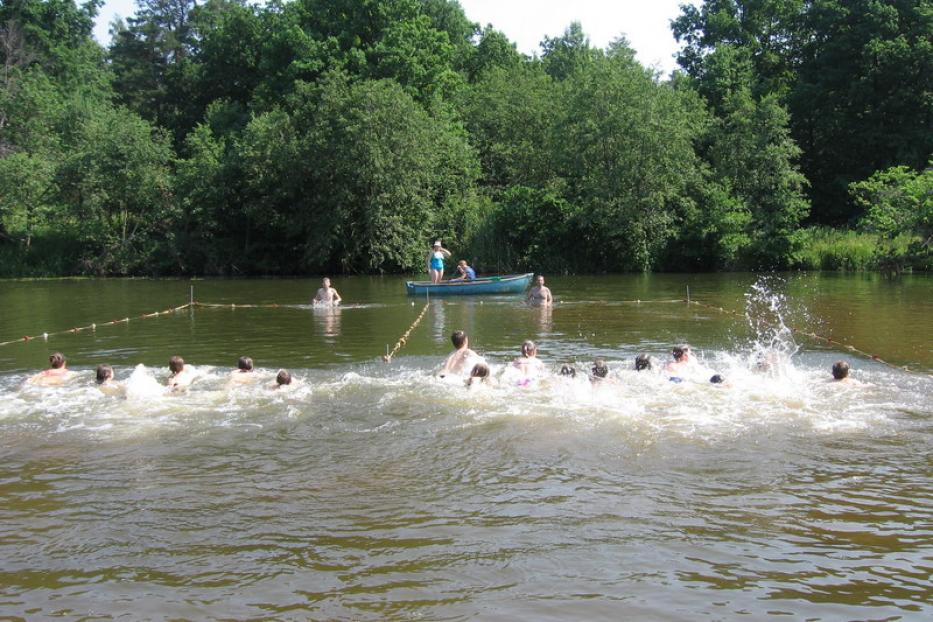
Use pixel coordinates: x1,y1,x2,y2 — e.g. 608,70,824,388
470,362,490,379
238,356,253,372
635,354,652,371
592,358,608,379
710,374,725,384
276,369,292,385
322,277,331,287
49,352,65,369
559,363,576,377
169,356,185,373
832,360,850,380
521,340,537,357
535,274,545,286
96,364,113,384
451,330,468,349
672,345,690,361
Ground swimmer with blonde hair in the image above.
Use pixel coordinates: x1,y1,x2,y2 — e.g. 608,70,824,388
27,352,74,386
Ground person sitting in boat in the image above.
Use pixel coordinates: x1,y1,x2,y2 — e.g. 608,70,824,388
28,352,73,385
439,330,481,377
426,241,452,284
526,275,553,307
450,260,476,282
313,277,342,306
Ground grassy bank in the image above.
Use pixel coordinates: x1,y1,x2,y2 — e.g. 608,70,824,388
792,228,925,272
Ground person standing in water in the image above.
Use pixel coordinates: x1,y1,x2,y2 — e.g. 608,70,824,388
313,277,342,305
426,241,451,284
526,275,553,306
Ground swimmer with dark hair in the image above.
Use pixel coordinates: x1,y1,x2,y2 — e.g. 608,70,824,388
167,355,195,392
635,354,652,371
275,369,292,389
467,362,491,387
440,330,480,377
559,363,576,378
591,358,609,381
831,360,851,382
28,352,74,386
228,356,257,385
96,364,125,396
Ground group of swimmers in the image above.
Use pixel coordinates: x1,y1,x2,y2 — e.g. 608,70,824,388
438,330,856,387
26,352,296,394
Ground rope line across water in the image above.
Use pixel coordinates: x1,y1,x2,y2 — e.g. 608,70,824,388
0,303,192,348
383,302,430,363
1,295,926,376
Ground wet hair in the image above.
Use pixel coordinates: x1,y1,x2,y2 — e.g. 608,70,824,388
635,354,652,371
49,352,65,369
710,374,725,384
832,360,850,380
592,358,608,379
521,340,537,358
276,369,292,385
96,364,113,384
451,330,467,349
470,362,490,379
672,345,690,361
559,364,576,377
169,356,185,374
237,356,254,372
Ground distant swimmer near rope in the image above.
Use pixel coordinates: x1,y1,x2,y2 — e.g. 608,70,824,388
228,356,257,386
526,275,553,307
313,277,342,306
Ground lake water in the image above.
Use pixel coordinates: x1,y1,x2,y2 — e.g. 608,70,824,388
0,273,930,620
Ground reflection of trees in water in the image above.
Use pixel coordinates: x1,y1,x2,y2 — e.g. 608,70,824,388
313,306,342,339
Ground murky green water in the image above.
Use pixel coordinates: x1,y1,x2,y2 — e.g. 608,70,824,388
1,273,930,620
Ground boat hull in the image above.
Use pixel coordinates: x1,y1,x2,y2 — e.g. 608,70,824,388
405,273,533,296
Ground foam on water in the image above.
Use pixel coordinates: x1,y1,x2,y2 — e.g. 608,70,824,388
0,349,924,443
0,277,928,443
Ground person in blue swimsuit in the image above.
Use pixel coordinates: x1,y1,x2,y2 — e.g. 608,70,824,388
426,240,452,284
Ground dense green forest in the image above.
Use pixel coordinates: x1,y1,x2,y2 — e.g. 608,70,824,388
0,0,929,276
